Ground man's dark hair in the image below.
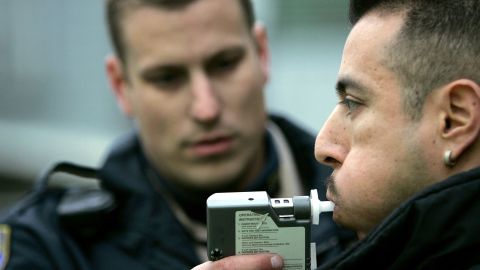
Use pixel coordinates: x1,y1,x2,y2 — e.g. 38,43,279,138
349,0,480,120
105,0,255,64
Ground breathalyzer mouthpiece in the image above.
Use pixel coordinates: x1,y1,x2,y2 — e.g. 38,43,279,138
310,189,335,225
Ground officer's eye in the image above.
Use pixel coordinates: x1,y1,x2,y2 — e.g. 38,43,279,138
142,67,187,90
207,48,245,75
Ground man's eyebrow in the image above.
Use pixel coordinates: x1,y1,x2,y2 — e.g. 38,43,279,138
138,45,245,76
207,45,245,61
335,76,368,97
140,64,183,78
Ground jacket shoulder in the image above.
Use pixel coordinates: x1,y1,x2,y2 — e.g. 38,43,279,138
1,189,66,270
0,162,117,270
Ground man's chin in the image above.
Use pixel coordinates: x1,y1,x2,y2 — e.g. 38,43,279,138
178,172,244,192
331,208,345,228
332,210,365,240
332,208,350,229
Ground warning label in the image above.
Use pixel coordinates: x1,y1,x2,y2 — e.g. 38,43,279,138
235,211,305,270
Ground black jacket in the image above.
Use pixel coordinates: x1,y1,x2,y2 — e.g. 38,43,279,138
1,115,354,270
319,167,480,270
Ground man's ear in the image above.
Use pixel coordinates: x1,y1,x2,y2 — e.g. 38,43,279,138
440,79,480,161
105,55,134,117
253,22,270,83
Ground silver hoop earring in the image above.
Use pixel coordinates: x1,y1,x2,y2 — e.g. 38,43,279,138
443,150,456,167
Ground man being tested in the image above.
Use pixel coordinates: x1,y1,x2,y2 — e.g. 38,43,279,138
194,0,480,269
0,0,353,269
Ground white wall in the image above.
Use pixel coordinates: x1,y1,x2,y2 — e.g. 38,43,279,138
0,0,350,182
255,0,350,132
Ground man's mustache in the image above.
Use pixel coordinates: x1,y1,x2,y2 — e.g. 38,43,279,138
325,175,338,198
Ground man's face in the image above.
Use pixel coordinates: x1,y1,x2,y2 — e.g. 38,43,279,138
314,13,439,238
111,0,269,190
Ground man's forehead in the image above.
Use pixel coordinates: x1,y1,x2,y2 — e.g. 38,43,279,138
120,1,250,47
118,0,246,30
348,11,404,48
122,4,248,54
338,12,404,90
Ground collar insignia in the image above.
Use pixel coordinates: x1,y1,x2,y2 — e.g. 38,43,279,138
0,225,11,270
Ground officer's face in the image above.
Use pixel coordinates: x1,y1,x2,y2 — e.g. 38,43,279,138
107,0,269,190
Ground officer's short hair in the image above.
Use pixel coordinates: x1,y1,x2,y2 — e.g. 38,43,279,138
105,0,255,64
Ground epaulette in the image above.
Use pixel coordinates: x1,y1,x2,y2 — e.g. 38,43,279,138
38,162,117,238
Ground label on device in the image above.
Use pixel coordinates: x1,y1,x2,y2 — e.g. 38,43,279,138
235,211,305,270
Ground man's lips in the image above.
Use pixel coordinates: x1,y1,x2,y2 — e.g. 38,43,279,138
326,189,334,203
190,135,234,157
326,182,337,206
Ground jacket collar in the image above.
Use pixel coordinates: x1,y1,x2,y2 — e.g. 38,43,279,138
321,167,480,269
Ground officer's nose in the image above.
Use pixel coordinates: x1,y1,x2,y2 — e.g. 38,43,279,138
190,72,221,123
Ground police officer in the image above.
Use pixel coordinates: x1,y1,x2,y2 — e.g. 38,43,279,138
0,0,355,269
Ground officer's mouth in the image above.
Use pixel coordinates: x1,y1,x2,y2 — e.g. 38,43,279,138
190,135,234,157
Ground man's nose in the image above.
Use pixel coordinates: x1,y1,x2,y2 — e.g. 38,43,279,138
314,107,348,168
190,72,221,123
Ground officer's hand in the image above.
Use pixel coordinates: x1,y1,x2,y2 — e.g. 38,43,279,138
191,254,283,270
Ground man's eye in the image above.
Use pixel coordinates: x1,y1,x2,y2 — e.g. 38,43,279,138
339,97,361,115
211,57,239,73
208,52,243,75
145,71,186,89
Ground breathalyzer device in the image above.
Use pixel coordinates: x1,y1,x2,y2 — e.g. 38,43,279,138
206,189,334,270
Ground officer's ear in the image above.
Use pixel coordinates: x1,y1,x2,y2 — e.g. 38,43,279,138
105,55,134,117
439,79,480,163
253,22,270,84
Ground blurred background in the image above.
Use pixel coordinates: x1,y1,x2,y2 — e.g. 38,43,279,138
0,0,350,207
